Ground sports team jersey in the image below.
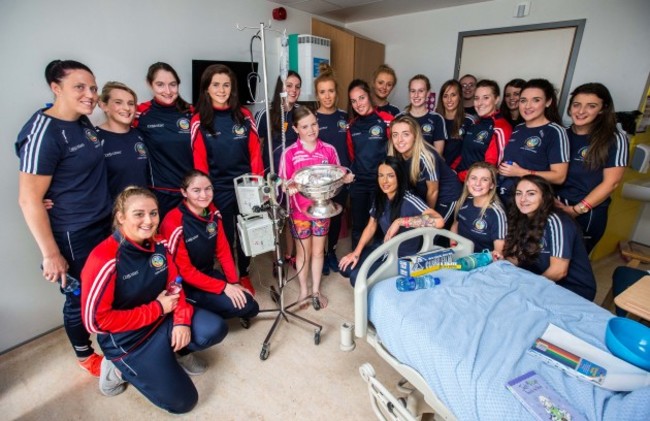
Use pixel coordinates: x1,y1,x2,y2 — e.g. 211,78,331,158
405,151,462,211
161,202,238,294
15,109,111,232
347,110,394,184
464,105,477,117
397,111,448,146
499,122,570,194
556,128,628,208
81,231,193,359
191,107,263,192
370,191,427,256
255,105,299,174
377,103,400,117
134,100,194,192
456,112,512,181
279,139,340,220
96,127,150,200
519,212,596,300
317,109,350,168
456,200,507,252
444,114,479,167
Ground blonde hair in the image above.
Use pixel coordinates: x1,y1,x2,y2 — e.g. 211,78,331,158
100,81,137,105
113,186,158,230
372,64,397,85
387,115,436,186
454,162,501,221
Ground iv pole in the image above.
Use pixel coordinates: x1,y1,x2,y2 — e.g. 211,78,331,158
237,22,322,360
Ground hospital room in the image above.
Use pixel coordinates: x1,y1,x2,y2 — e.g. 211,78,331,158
2,0,650,419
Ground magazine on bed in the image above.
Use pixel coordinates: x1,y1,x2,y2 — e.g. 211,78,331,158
506,371,587,421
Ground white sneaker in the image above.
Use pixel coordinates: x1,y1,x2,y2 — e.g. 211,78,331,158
177,353,207,376
99,357,127,396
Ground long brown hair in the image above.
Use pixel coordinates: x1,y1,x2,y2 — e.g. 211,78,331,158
146,62,192,114
568,83,618,170
436,80,464,138
503,175,556,265
195,64,244,135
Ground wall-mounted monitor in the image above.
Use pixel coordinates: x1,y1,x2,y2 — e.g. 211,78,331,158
192,60,258,105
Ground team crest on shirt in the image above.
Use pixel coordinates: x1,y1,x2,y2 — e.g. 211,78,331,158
232,125,247,138
85,128,98,143
474,130,489,143
177,118,190,131
459,127,465,137
150,253,166,269
473,218,487,232
337,119,348,131
524,136,542,151
369,125,384,138
206,221,217,236
134,142,147,158
576,146,589,161
422,124,433,134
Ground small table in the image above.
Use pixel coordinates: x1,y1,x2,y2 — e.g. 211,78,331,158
614,275,650,321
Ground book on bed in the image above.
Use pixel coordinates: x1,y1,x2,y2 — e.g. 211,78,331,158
506,371,586,421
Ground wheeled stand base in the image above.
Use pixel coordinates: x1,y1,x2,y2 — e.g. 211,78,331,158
257,277,322,361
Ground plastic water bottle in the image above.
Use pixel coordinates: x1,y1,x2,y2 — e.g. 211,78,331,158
455,250,493,271
166,276,183,295
59,274,81,296
396,275,441,292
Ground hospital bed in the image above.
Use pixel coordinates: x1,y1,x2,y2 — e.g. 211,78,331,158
354,228,650,420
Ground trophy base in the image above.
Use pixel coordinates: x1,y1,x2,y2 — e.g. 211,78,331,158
305,200,342,219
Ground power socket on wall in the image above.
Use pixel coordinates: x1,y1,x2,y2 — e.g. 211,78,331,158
514,1,531,18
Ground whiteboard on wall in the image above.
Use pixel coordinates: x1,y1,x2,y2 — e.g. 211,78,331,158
455,20,586,112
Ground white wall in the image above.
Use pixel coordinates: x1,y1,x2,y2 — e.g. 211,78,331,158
347,0,650,116
0,0,314,352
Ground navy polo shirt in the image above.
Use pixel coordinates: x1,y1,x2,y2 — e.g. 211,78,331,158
500,122,569,194
15,109,111,232
456,200,507,252
556,128,628,208
370,191,428,256
97,127,150,200
256,105,298,173
136,100,193,191
443,114,477,165
398,111,448,146
520,212,596,300
178,203,218,273
317,109,350,168
348,112,391,183
198,108,254,192
404,151,462,209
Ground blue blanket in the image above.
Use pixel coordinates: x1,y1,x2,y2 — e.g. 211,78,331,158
368,261,650,420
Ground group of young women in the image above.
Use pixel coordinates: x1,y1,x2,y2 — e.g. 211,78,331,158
15,57,629,413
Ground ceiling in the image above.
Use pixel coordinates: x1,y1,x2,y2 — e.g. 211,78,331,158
268,0,491,23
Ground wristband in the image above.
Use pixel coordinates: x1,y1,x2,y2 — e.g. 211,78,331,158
580,199,593,210
530,170,536,175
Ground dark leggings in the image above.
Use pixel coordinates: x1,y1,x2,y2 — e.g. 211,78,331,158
349,183,375,250
340,241,383,287
327,188,349,255
53,216,111,358
575,206,608,254
113,308,227,414
611,266,647,317
184,279,259,320
214,191,249,276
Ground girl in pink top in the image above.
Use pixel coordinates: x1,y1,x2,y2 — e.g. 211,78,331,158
279,106,354,310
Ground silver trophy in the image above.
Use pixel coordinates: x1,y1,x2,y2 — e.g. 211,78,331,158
291,164,348,218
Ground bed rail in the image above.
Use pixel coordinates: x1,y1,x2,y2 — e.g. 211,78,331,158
353,228,474,338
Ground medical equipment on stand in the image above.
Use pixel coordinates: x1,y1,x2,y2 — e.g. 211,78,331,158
235,21,322,361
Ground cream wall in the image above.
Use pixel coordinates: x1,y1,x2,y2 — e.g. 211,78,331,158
347,0,650,117
0,0,314,352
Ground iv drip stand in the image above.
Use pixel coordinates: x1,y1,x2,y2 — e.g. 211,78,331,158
237,22,322,360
